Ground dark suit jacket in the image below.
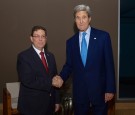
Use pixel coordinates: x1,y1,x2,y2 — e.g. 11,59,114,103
17,46,60,115
60,27,115,105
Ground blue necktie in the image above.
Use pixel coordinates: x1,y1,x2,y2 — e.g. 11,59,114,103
81,32,87,66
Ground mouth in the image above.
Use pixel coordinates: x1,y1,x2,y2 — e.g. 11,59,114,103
79,24,84,26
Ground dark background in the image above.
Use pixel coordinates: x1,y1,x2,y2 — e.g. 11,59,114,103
119,0,135,99
120,0,135,77
0,0,118,102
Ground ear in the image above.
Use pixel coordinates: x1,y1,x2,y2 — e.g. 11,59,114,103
30,36,33,42
89,17,91,23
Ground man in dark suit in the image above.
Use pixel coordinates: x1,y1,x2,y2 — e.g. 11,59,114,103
52,4,115,115
17,25,60,115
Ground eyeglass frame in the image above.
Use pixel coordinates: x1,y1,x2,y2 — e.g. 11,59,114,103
32,35,47,39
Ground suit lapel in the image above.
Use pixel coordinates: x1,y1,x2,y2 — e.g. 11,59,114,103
73,28,97,68
74,33,84,67
44,51,50,70
86,28,97,67
30,47,44,68
30,47,49,74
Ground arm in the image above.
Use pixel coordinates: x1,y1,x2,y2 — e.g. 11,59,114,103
52,39,73,88
59,39,73,81
51,53,61,111
104,33,116,102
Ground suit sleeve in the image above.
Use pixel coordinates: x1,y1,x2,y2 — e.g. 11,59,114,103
104,33,116,93
51,54,60,104
60,40,73,81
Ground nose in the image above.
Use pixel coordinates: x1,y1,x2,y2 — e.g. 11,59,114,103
80,18,83,23
39,37,42,40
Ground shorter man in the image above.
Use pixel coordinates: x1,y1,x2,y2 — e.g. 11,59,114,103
17,25,60,115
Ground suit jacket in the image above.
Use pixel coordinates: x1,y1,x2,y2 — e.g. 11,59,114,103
60,27,115,105
17,46,60,115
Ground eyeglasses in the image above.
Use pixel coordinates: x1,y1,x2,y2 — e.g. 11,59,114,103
32,35,46,39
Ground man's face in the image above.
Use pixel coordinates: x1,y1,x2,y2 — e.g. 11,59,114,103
75,11,91,32
30,29,47,51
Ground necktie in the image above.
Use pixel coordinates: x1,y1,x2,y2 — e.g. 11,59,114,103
81,32,87,66
40,52,49,73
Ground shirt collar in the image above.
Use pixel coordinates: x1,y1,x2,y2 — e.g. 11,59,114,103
79,26,91,37
32,45,45,55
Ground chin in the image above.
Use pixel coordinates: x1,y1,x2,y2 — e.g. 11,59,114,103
78,27,85,31
79,29,85,32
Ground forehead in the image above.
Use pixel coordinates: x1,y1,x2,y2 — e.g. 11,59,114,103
33,29,45,35
75,11,88,17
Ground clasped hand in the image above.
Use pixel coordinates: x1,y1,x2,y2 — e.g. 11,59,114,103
52,75,63,88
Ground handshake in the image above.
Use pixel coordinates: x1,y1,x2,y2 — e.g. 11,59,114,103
52,75,64,88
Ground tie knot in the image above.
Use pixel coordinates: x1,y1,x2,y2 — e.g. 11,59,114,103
40,52,44,56
82,32,86,37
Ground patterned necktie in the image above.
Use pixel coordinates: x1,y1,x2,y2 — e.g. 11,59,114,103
81,32,87,66
40,52,49,73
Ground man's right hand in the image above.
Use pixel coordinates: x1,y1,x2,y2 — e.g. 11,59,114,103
52,75,63,88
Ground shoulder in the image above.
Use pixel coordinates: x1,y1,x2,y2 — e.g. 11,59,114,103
17,46,34,58
45,50,55,58
91,27,111,43
17,47,36,58
91,27,109,34
67,32,79,43
91,27,110,36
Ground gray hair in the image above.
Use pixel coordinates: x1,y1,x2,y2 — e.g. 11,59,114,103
74,4,91,18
